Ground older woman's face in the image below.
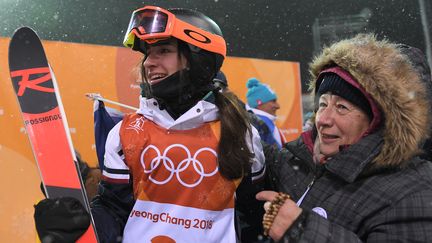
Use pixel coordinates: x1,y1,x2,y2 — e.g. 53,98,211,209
315,93,370,157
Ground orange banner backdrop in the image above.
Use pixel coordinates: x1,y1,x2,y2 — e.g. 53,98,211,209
0,37,301,241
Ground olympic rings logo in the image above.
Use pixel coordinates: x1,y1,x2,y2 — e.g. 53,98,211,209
140,144,218,188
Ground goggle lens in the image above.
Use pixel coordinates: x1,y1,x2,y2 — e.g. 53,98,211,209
131,9,168,35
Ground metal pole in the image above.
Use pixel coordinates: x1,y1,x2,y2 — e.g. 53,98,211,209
86,93,138,111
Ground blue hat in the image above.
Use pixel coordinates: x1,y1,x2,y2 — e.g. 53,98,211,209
246,78,277,108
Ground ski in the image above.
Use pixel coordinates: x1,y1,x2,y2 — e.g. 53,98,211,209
8,27,98,242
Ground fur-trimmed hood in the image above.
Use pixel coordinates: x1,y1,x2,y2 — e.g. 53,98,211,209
309,34,430,168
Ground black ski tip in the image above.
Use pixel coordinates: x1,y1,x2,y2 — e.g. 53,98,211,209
12,26,37,35
8,26,55,113
10,26,40,45
8,26,47,71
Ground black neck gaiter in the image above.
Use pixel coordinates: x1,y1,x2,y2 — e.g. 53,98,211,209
144,70,214,119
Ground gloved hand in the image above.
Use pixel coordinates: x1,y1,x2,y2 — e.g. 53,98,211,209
34,197,90,243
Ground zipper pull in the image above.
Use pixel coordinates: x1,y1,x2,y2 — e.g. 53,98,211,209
296,176,315,206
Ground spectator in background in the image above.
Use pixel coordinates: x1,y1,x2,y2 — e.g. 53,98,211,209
213,70,229,91
38,150,101,201
214,71,278,149
75,151,101,201
246,78,286,148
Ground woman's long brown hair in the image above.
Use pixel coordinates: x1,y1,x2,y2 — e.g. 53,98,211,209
214,91,253,179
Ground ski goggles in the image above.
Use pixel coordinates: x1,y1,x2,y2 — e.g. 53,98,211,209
123,6,226,57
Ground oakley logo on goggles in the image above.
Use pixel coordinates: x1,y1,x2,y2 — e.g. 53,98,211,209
123,6,226,57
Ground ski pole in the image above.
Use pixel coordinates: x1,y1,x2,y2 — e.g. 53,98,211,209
85,93,138,111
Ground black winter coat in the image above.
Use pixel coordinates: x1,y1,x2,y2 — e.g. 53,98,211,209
265,131,432,242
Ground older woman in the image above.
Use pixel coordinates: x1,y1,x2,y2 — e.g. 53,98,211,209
258,34,432,242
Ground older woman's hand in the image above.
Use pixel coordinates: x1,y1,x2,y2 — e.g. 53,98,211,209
256,191,302,242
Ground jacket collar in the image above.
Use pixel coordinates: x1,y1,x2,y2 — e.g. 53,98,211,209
293,131,384,183
324,132,383,183
137,94,218,130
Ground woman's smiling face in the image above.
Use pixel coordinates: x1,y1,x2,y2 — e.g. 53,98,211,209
143,38,187,85
315,93,371,157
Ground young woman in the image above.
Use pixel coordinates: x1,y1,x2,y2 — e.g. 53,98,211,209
36,6,265,243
